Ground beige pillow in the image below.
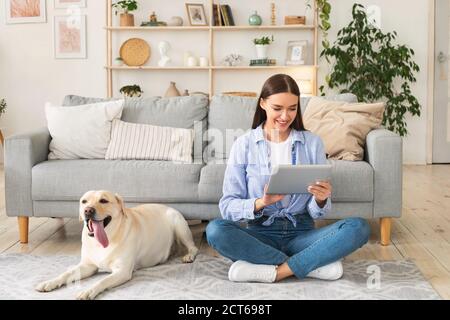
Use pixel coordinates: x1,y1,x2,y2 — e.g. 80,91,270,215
105,119,194,163
303,97,385,161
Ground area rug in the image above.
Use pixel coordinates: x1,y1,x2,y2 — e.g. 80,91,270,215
0,254,441,300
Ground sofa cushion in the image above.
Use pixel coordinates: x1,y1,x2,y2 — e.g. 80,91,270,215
32,160,202,202
105,119,194,163
63,95,208,163
198,164,227,202
304,97,385,161
198,160,373,203
46,100,124,159
206,94,358,162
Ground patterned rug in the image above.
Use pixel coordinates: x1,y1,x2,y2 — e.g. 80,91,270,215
0,254,441,300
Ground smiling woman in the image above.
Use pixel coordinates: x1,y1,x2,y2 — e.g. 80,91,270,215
205,73,371,284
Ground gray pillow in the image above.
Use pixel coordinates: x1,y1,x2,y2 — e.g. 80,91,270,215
63,95,208,163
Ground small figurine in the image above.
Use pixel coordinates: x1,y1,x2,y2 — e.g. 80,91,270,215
271,3,276,25
150,11,157,23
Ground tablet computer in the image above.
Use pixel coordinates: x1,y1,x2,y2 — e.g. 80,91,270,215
266,164,332,194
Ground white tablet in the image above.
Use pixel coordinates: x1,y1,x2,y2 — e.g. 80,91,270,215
266,164,332,195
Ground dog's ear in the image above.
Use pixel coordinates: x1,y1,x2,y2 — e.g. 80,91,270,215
115,194,125,215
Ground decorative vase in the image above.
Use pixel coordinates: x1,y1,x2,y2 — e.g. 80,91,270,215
164,82,181,97
114,58,124,66
255,44,269,59
248,11,262,26
120,13,135,27
168,16,183,26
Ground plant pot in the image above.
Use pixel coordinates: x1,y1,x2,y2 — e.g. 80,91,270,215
120,13,135,27
255,44,269,59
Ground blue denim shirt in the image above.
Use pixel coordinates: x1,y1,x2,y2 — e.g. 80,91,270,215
219,124,331,226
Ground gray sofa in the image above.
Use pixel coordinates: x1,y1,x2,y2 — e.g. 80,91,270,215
4,94,402,246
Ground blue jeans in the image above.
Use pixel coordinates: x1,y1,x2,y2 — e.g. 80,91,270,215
206,214,370,279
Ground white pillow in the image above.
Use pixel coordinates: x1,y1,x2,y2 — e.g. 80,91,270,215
46,100,124,159
105,119,194,163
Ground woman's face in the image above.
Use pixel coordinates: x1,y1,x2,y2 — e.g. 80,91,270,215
260,92,299,134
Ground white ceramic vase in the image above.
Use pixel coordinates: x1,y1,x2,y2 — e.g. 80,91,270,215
255,44,269,59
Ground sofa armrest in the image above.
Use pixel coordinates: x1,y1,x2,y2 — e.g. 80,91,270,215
365,128,402,218
4,128,51,217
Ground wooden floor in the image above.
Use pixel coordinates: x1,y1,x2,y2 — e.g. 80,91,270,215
1,165,449,299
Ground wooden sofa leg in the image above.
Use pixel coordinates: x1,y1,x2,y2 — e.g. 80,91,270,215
18,217,29,244
380,217,391,246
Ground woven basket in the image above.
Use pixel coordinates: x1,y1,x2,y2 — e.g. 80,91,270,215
222,91,257,97
120,38,151,66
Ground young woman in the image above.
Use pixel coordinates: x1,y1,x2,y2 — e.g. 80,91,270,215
206,74,370,283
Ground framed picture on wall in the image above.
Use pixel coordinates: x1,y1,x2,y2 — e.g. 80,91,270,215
54,15,87,59
186,3,208,26
55,0,86,9
5,0,47,24
285,40,308,65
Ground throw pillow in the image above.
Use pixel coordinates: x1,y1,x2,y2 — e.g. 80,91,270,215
105,119,194,163
45,100,124,159
303,97,385,161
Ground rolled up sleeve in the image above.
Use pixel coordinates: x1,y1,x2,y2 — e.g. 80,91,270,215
219,138,257,221
307,196,331,219
307,135,332,219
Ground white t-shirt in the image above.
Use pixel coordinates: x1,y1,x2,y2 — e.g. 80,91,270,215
268,134,292,208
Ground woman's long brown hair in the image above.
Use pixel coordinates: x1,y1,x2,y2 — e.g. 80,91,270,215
252,74,305,130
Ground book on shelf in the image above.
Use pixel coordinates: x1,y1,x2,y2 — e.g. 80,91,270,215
214,4,235,26
212,4,222,26
250,58,277,66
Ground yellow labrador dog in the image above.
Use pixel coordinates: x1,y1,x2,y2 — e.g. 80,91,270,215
35,190,198,300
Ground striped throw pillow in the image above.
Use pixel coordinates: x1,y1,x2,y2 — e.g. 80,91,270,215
105,119,194,163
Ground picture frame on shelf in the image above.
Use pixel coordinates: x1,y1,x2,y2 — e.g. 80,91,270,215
54,15,87,59
55,0,86,9
285,40,308,65
5,0,46,24
185,3,208,26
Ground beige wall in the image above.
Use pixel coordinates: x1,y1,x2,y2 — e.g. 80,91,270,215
0,0,431,164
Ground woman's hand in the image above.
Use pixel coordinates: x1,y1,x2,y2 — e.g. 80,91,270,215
262,184,285,206
308,180,332,206
254,184,285,212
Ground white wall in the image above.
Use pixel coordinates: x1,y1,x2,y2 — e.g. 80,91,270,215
0,0,431,164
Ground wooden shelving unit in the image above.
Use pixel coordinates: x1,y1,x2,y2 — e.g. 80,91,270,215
106,0,319,99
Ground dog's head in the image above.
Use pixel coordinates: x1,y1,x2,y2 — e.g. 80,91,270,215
79,190,125,248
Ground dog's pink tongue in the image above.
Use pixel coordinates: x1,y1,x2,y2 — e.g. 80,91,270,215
92,220,109,248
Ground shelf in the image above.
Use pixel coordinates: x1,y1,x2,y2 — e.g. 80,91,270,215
105,26,210,31
105,25,315,31
105,66,210,70
212,65,318,70
105,0,319,97
106,65,317,70
211,25,315,31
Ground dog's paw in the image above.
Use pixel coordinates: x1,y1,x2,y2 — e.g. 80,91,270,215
76,288,98,300
182,254,195,263
35,280,59,292
182,247,198,263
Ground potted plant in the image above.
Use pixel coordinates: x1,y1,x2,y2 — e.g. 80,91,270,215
120,85,143,98
112,0,138,27
320,4,421,136
253,35,274,59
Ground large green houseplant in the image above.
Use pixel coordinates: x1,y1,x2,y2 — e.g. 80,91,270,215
320,4,421,136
